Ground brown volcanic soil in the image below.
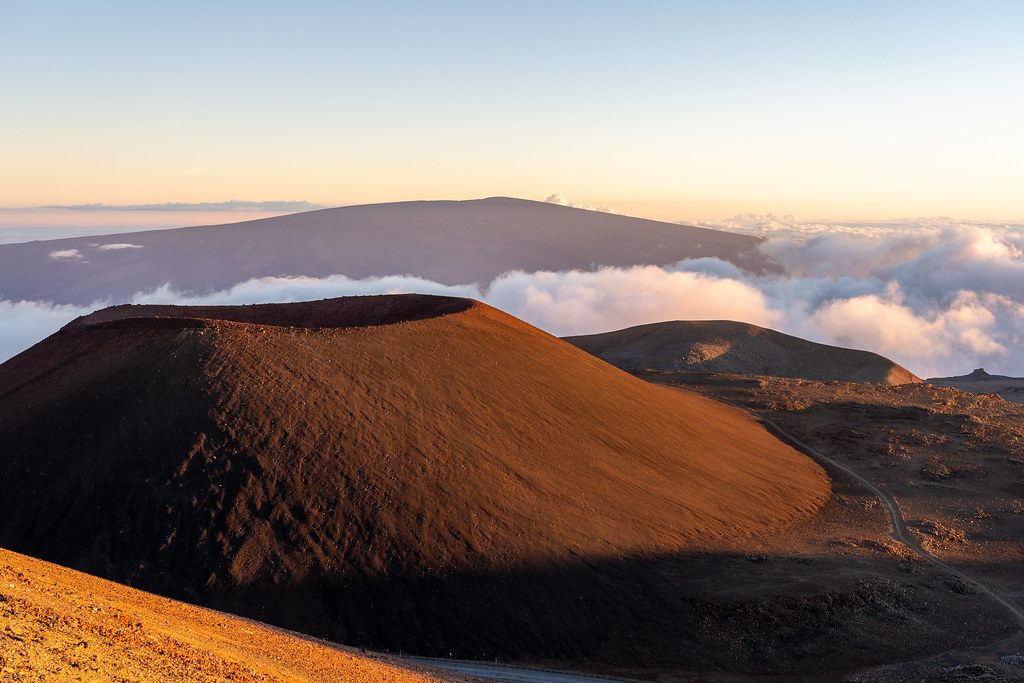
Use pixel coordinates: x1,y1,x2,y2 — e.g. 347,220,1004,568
0,294,829,670
657,372,1024,570
0,547,476,682
3,295,1022,679
635,370,1024,681
565,320,921,385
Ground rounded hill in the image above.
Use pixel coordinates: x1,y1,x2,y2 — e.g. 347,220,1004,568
565,319,921,385
0,294,829,660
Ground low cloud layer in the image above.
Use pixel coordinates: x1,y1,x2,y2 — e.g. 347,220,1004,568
486,267,779,334
757,220,1024,378
39,200,323,212
3,219,1024,379
132,267,780,336
0,299,98,362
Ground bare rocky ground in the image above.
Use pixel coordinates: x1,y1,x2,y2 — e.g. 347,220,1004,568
5,297,1024,681
628,370,1024,681
0,296,830,681
4,360,1023,681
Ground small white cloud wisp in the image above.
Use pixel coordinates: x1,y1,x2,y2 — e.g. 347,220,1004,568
48,249,83,261
96,243,144,251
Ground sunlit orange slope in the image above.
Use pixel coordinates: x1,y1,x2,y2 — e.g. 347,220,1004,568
0,547,472,683
0,294,829,656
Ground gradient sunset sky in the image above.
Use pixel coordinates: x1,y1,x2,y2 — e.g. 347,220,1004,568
3,1,1022,221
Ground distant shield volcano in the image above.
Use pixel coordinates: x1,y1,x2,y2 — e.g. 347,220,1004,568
927,367,1024,404
0,294,828,660
565,319,921,385
0,197,775,305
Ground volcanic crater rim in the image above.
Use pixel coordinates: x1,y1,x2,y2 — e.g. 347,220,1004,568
64,293,477,332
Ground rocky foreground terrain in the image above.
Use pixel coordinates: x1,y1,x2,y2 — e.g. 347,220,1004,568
638,369,1024,681
0,547,472,683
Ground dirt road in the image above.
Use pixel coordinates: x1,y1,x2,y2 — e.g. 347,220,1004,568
704,388,1024,629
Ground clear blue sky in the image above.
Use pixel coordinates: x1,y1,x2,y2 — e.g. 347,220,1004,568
3,1,1022,219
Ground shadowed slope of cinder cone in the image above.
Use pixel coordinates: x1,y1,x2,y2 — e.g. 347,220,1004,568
0,197,776,305
0,294,828,662
565,319,921,385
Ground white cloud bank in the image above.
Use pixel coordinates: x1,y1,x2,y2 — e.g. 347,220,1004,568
485,267,780,334
747,218,1024,378
0,299,100,361
3,219,1024,379
131,266,779,336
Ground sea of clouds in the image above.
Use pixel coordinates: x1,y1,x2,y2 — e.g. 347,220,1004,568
2,215,1023,379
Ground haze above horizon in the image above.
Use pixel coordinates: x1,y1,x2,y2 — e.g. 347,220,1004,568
3,1,1022,222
